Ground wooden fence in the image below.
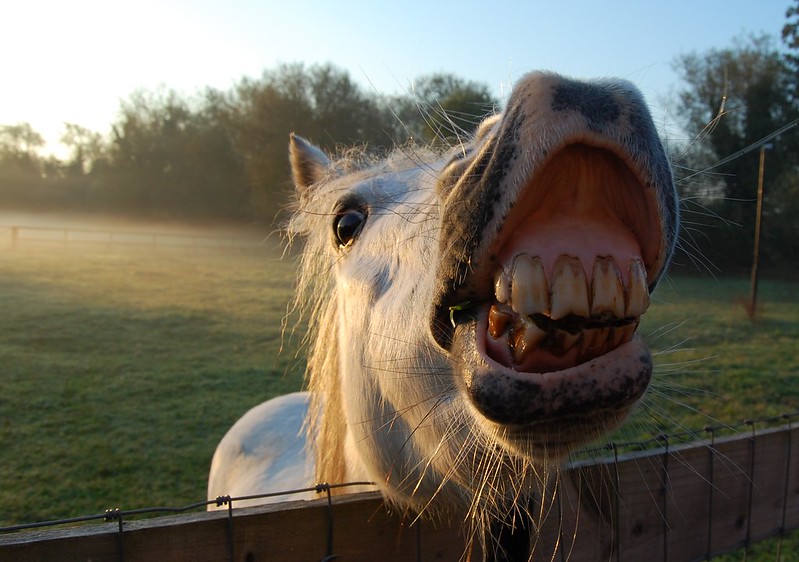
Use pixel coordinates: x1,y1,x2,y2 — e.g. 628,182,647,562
1,423,796,561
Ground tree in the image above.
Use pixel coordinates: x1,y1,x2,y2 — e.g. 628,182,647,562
0,65,499,223
225,63,397,221
60,124,106,175
0,123,48,209
673,34,799,272
388,74,497,145
783,0,799,93
105,89,251,219
224,65,316,220
0,123,45,172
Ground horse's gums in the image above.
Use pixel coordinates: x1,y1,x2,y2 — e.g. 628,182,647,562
209,71,679,561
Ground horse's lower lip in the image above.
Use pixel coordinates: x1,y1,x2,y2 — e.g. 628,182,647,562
451,318,652,428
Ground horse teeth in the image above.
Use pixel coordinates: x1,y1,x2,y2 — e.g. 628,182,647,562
495,254,646,365
613,323,636,347
581,327,607,355
511,320,547,363
488,305,513,339
549,256,589,320
494,268,510,304
626,258,650,317
552,329,581,355
591,257,625,318
510,255,548,317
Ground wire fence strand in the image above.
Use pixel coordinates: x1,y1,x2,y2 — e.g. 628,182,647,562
2,413,798,562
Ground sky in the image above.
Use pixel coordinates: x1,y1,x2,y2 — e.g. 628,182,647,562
1,0,792,158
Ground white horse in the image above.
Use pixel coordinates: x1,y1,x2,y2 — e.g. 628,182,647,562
208,71,679,557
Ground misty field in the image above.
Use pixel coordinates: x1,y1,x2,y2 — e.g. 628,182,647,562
0,238,305,526
0,234,797,548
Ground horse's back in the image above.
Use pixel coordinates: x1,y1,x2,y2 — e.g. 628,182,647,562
207,391,315,509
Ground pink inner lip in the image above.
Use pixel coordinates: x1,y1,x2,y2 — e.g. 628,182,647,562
488,143,658,281
494,215,643,286
478,144,655,374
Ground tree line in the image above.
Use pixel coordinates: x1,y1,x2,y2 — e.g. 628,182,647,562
0,65,495,223
672,4,799,274
1,1,797,274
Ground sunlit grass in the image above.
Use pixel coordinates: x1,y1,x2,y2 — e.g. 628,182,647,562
627,274,799,438
0,245,305,525
0,241,797,562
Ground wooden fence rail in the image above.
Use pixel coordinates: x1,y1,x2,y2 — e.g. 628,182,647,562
1,424,796,561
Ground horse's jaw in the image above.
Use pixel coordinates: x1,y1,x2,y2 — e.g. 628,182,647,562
453,321,651,459
430,72,678,458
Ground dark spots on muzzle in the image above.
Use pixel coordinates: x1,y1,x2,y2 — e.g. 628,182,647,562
552,82,621,131
467,351,652,426
468,377,544,424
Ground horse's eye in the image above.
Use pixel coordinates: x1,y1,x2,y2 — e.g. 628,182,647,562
334,209,366,247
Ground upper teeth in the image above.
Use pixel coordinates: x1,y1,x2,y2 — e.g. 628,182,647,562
591,257,626,318
509,255,548,317
494,253,649,321
550,256,591,319
626,258,649,318
489,253,649,367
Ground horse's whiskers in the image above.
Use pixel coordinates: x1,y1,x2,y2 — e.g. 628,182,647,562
210,71,681,561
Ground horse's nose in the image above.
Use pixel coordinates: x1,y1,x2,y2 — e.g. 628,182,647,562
430,71,678,356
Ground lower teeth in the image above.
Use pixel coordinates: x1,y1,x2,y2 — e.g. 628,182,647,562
488,304,637,365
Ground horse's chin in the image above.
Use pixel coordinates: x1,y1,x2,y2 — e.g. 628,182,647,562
451,314,652,458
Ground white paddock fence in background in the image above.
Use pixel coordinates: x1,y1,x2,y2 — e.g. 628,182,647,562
0,224,265,254
1,417,797,562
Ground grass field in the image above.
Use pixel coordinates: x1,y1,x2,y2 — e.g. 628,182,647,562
0,235,797,558
0,241,305,525
618,273,799,440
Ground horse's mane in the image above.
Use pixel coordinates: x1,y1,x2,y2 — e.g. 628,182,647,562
286,144,443,487
286,152,364,487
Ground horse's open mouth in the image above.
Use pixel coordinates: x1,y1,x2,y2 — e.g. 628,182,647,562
480,143,656,374
440,141,667,443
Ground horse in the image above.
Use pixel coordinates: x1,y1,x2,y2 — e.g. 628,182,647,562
208,70,679,560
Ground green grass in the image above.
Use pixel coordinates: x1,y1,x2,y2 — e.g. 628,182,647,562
626,275,799,437
0,243,797,560
0,245,305,525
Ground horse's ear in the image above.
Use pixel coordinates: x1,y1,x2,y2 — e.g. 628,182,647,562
290,133,330,191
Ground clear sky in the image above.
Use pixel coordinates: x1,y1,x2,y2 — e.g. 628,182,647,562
2,0,792,157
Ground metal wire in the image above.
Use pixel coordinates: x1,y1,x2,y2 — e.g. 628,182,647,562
1,413,797,562
2,414,796,536
0,481,376,535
